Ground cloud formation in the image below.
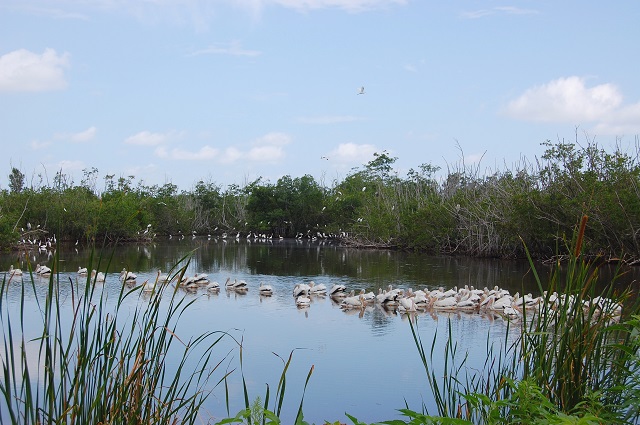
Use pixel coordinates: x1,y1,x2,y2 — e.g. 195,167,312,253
51,126,97,143
297,115,364,124
0,48,70,92
462,6,539,19
327,142,378,164
188,40,261,57
125,130,180,146
268,0,406,12
152,132,290,163
505,76,640,134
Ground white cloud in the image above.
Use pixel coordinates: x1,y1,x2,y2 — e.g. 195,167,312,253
0,48,70,92
188,40,261,57
152,132,290,163
155,145,219,160
253,132,291,146
246,132,290,161
30,139,52,150
55,160,85,173
593,102,640,135
53,126,97,142
297,115,364,124
505,76,640,134
327,142,378,164
67,126,97,142
125,130,179,146
219,146,244,163
268,0,406,12
247,145,285,161
462,6,539,19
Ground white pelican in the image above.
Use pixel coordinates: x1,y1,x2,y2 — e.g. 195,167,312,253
293,283,311,298
398,297,418,313
328,283,347,297
259,282,274,296
501,305,521,320
91,270,105,283
156,270,169,283
233,279,248,290
431,295,458,310
78,267,88,275
309,281,327,295
142,280,156,292
296,295,311,307
9,265,23,276
341,294,365,310
193,273,210,284
38,265,52,276
357,86,365,95
206,281,220,292
120,268,137,282
359,289,376,303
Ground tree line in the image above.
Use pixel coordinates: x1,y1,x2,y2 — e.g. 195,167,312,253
1,139,639,261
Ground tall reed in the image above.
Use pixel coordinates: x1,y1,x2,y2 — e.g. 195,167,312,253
0,248,231,424
406,215,640,424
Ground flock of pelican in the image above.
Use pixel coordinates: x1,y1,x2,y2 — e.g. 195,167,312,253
5,264,52,279
290,282,623,323
3,265,624,323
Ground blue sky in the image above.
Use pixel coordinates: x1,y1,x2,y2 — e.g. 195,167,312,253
1,1,639,192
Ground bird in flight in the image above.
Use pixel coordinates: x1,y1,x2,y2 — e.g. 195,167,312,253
357,86,365,95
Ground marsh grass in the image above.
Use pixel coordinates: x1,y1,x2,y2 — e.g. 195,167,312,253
0,247,234,424
402,215,640,424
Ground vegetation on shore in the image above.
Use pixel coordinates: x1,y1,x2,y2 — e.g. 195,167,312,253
2,139,640,261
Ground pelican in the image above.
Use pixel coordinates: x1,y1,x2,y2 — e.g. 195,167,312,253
501,305,521,320
9,265,23,276
91,270,105,283
357,86,365,95
359,289,376,303
224,277,234,289
329,283,347,297
156,270,169,283
293,283,311,297
78,267,88,275
206,281,221,292
398,296,418,313
233,279,248,290
193,273,210,285
142,280,156,292
120,268,137,282
309,281,327,295
38,265,52,276
341,294,365,310
259,282,274,296
431,295,458,310
296,295,311,308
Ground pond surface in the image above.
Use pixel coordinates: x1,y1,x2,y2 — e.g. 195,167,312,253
1,238,637,424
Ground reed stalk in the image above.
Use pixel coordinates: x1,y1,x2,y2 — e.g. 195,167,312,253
405,215,640,424
0,248,231,424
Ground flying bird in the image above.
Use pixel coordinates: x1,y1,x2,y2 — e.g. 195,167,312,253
357,86,365,95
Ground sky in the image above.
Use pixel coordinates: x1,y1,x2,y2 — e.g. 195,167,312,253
1,0,639,192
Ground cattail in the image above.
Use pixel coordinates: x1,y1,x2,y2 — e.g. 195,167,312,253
574,215,588,257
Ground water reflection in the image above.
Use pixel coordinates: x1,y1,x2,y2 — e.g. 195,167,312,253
1,238,638,424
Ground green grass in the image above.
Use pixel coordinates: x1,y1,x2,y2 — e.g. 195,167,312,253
393,215,640,425
0,248,233,424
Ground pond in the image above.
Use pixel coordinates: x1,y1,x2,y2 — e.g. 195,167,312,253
1,238,636,424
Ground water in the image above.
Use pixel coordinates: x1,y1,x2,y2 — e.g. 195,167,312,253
1,238,636,424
